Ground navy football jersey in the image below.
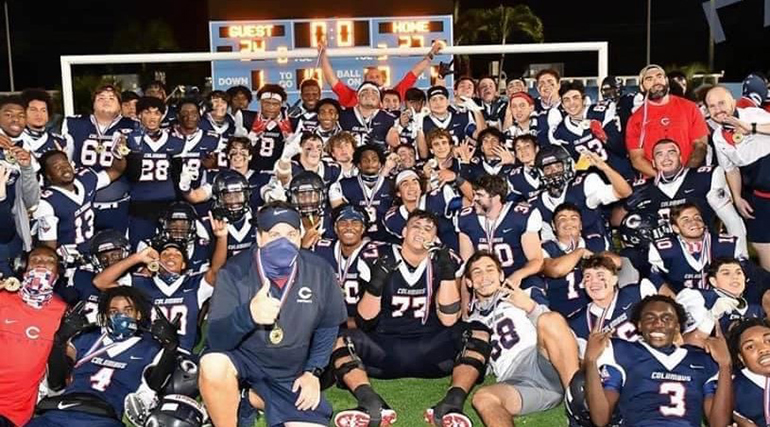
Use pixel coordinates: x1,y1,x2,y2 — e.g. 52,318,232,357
312,238,383,317
338,108,396,147
329,176,394,240
676,286,765,334
598,339,719,427
529,172,615,246
292,110,319,133
506,165,540,203
358,244,459,336
20,127,67,168
131,273,213,351
732,368,768,427
125,130,185,202
533,99,565,146
160,104,178,129
648,232,741,293
202,210,256,257
62,114,138,203
502,117,543,147
199,112,236,139
421,111,476,145
551,101,634,180
383,202,427,243
569,281,658,357
34,169,109,253
456,202,542,278
173,128,219,189
66,329,162,419
248,119,288,173
290,159,342,188
460,158,515,184
541,235,607,318
625,166,728,233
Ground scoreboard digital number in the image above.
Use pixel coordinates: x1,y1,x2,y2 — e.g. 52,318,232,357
208,16,453,108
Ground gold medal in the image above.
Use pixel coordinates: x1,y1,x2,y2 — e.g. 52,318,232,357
579,120,591,130
733,132,744,144
94,144,106,154
2,277,21,292
269,325,284,344
117,145,131,156
147,261,160,272
4,149,16,164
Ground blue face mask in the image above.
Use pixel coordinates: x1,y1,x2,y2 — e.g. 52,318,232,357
107,313,138,341
259,237,299,279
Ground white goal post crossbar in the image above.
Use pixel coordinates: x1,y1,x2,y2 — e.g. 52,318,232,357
60,42,608,116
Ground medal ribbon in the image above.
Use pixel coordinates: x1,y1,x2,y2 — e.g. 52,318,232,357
357,174,385,211
423,257,434,325
764,376,770,427
74,332,123,369
254,248,299,312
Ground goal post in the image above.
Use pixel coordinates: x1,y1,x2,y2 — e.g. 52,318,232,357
60,42,608,116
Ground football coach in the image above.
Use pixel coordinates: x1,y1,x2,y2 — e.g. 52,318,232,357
200,201,347,427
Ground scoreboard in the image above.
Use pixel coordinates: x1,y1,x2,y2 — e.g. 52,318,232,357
208,16,453,107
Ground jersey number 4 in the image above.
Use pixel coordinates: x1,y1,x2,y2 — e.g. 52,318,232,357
90,367,115,392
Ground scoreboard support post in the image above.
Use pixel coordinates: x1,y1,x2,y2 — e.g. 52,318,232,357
60,42,608,116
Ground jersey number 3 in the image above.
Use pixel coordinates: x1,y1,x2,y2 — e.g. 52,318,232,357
658,382,686,417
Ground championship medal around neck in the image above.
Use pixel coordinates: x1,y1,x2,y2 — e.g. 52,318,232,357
269,324,284,344
733,131,744,144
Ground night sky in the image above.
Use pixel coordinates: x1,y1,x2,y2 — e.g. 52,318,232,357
0,0,768,94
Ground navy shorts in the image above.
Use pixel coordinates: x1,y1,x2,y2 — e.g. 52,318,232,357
747,193,770,243
225,349,333,427
343,324,465,379
26,410,123,427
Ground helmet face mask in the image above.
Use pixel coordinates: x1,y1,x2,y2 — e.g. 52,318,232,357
159,202,198,245
212,171,251,222
536,147,574,192
289,172,326,218
89,230,131,272
619,212,667,249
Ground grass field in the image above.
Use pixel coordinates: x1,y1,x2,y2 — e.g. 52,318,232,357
252,376,568,427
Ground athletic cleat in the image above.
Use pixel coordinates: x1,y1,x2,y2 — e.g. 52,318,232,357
334,407,397,427
424,408,473,427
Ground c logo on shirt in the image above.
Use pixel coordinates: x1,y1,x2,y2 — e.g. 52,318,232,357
298,287,313,302
660,117,670,126
26,326,41,340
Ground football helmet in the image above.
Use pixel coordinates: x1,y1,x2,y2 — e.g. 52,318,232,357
289,171,326,218
212,170,251,222
89,229,131,272
158,202,198,245
535,145,574,192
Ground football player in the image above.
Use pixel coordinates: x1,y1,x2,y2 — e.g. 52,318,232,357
206,169,257,257
278,133,341,188
532,69,565,147
31,286,179,427
329,210,490,427
124,96,185,248
458,174,544,291
0,95,26,145
583,295,733,427
620,138,747,254
541,203,614,318
120,90,139,120
20,89,67,165
459,127,516,184
476,76,507,129
61,85,138,232
288,171,335,245
172,97,219,200
329,145,395,241
727,318,770,427
142,80,177,128
34,148,126,259
93,213,227,352
501,92,541,144
505,134,541,203
200,90,236,141
64,229,131,323
289,79,321,131
568,254,658,358
530,145,631,245
466,251,580,427
248,84,293,173
677,257,765,347
327,131,358,178
599,75,639,130
416,85,478,158
338,82,400,148
551,80,634,180
383,169,426,243
616,210,663,284
0,130,36,278
311,205,382,326
648,202,744,294
310,98,342,143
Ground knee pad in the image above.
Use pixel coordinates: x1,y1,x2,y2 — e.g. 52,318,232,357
455,322,491,381
330,335,364,386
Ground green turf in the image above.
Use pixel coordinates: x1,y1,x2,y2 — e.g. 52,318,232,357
253,376,567,426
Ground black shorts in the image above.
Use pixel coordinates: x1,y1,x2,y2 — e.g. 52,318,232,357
343,324,465,379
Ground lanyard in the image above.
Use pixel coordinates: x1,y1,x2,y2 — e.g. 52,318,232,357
335,241,365,286
357,175,385,209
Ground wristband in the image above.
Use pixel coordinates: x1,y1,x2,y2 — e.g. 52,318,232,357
426,52,435,60
306,367,324,378
752,122,757,135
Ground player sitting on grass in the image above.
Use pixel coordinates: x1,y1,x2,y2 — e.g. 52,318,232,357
467,251,580,427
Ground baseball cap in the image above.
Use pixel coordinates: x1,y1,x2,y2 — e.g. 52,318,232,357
335,205,367,224
257,205,302,232
427,85,450,100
